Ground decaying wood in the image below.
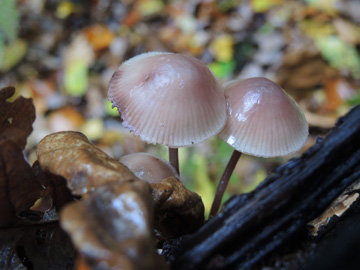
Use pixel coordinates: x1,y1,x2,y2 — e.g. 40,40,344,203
166,105,360,270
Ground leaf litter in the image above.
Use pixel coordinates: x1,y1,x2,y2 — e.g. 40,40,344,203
1,0,360,268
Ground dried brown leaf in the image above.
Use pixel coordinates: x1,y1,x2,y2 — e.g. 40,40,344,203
37,131,137,195
0,86,36,149
32,161,75,211
151,177,205,240
0,140,46,227
60,181,167,270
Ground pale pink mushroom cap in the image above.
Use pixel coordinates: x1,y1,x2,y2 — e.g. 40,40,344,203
119,152,178,184
218,77,308,157
108,52,226,147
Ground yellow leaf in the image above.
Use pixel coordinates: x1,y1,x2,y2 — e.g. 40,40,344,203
299,19,335,39
64,60,88,96
0,39,27,72
138,0,164,16
209,34,234,62
251,0,283,13
56,1,76,19
81,118,105,141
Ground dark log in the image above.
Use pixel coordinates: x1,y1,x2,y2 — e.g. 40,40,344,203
165,104,360,270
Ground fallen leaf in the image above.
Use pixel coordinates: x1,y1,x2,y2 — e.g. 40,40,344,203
209,34,234,62
63,34,94,97
302,108,336,128
323,78,357,112
315,35,360,79
0,140,45,227
47,106,85,133
278,49,338,92
208,60,235,80
251,0,283,12
83,24,115,51
0,86,35,150
151,177,204,240
0,39,27,72
123,9,141,27
36,131,137,195
333,18,360,45
32,161,74,212
60,181,167,270
0,0,19,42
138,0,165,17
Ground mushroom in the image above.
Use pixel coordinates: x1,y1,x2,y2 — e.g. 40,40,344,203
120,153,205,241
210,77,308,217
119,152,178,184
108,52,226,174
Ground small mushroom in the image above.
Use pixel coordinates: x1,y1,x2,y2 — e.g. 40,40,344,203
119,153,204,240
108,52,226,174
210,77,308,217
120,152,178,184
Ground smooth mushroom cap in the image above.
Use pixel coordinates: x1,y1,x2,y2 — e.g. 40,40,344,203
108,52,227,147
218,77,308,157
119,152,178,184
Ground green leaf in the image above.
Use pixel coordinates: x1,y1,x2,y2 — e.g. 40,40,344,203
315,35,360,80
105,100,119,117
208,60,235,79
299,19,335,39
251,0,283,13
0,39,27,72
64,59,89,96
347,91,360,107
81,118,104,141
0,0,19,42
0,37,4,68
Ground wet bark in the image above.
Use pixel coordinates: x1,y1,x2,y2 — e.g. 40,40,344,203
165,104,360,270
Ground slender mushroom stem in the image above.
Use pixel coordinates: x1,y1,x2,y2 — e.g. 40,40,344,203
169,147,179,175
210,150,242,218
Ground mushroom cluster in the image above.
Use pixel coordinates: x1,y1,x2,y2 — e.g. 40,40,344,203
108,53,308,218
34,52,309,269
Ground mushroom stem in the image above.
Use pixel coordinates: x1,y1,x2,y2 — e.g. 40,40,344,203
169,147,180,175
210,150,242,218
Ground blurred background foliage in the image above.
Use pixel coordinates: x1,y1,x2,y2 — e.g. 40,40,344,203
1,0,360,216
